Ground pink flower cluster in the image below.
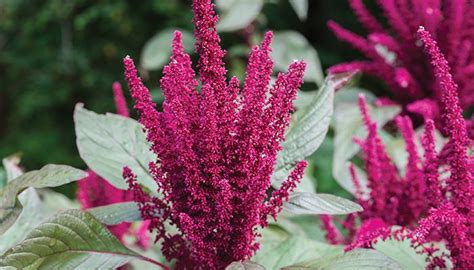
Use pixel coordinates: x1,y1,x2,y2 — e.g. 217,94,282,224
77,170,134,241
352,95,429,226
122,0,307,268
77,82,149,248
323,27,473,269
328,0,474,128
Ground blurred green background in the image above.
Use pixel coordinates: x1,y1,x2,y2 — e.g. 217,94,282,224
0,0,380,197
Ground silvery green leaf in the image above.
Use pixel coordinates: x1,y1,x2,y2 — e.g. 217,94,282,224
283,192,363,215
141,29,194,71
0,188,54,255
216,0,264,32
271,31,323,85
253,225,343,269
282,248,402,270
384,136,408,174
296,164,317,193
289,0,308,21
127,230,171,270
0,210,163,269
273,73,354,187
74,104,157,191
372,237,428,270
0,164,86,235
38,189,79,211
87,202,142,226
293,90,317,110
226,261,265,270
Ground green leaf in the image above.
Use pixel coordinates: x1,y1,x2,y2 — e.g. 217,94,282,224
279,216,327,242
216,0,264,32
282,248,402,270
253,225,343,269
273,73,353,186
0,164,86,235
141,28,194,71
271,31,323,85
74,104,157,191
289,0,308,21
226,261,265,270
384,136,408,174
87,202,142,226
297,164,317,193
0,188,55,255
0,210,163,269
127,233,171,270
283,192,362,215
332,89,401,195
38,189,79,211
372,237,428,270
293,90,317,110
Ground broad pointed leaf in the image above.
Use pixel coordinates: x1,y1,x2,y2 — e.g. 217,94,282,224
372,236,435,270
0,188,54,255
289,0,308,21
283,192,362,215
271,31,323,85
216,0,264,32
141,28,194,71
273,73,354,186
0,164,86,234
74,104,157,191
253,225,343,269
87,202,142,226
282,249,401,270
0,210,163,269
226,261,265,270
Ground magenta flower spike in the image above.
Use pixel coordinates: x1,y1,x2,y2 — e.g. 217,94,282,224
414,27,474,269
122,0,307,268
328,27,473,268
353,95,403,225
320,215,345,245
328,1,474,128
417,27,473,217
415,203,472,269
113,81,129,117
421,119,442,208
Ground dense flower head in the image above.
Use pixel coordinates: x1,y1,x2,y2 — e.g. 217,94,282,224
322,27,473,269
77,83,148,247
122,0,307,268
353,96,429,226
328,0,474,128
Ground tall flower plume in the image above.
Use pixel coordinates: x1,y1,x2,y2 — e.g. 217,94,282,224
122,0,307,268
77,82,149,248
352,96,428,226
328,0,474,128
323,27,473,269
414,27,473,269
